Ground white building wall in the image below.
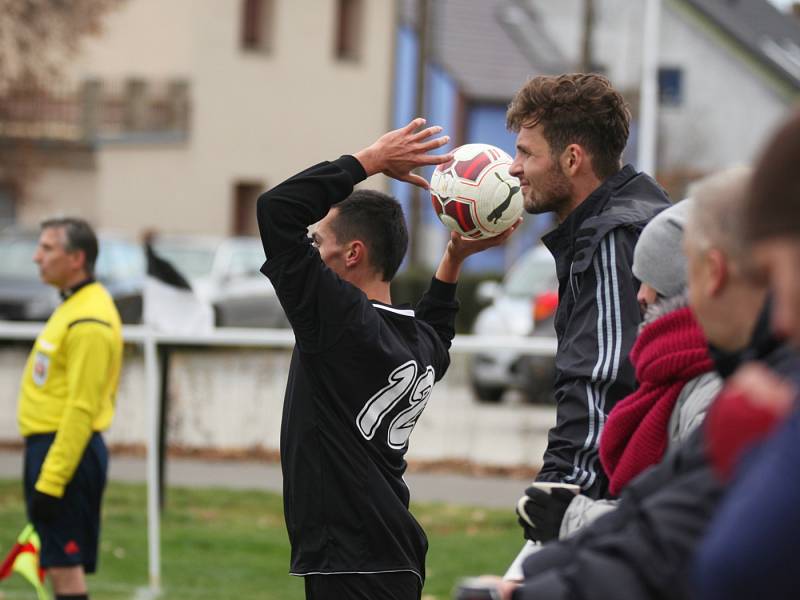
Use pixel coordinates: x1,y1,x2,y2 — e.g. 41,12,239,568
94,145,199,233
526,0,795,174
656,1,791,171
71,0,196,77
21,167,99,226
19,0,396,236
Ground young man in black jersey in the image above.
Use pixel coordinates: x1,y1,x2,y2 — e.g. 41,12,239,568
256,118,517,600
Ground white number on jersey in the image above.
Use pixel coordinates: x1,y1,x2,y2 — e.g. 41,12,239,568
356,361,417,440
388,366,434,449
356,361,435,447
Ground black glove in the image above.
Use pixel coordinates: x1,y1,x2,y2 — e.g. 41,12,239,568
515,486,575,543
30,489,62,523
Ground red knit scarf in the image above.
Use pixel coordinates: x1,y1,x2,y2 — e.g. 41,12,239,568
600,306,714,496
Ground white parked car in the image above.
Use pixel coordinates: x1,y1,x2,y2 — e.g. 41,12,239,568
469,244,558,403
152,236,288,328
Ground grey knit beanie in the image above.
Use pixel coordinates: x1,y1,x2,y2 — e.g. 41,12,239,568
632,199,692,299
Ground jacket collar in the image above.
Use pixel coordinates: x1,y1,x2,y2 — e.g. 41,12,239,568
542,165,669,278
60,277,95,301
708,296,783,379
559,165,639,242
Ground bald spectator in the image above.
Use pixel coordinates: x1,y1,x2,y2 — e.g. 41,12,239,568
692,110,800,600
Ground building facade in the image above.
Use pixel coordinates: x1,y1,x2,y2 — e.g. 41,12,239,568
393,0,800,270
4,0,396,237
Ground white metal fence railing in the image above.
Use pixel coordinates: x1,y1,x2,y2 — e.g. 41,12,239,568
0,320,556,596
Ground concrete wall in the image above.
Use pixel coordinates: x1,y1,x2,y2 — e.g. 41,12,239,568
0,346,553,469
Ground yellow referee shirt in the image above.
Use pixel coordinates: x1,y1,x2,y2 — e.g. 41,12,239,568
17,282,123,498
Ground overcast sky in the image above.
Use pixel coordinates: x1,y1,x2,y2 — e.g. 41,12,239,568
768,0,796,10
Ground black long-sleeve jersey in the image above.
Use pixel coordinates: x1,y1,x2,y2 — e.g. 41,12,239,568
256,155,458,583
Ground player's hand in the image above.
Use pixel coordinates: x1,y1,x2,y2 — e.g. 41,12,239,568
516,486,574,543
30,489,62,523
434,219,521,284
354,118,452,188
446,218,522,262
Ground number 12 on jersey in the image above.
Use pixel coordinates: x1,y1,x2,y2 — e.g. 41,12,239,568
356,360,436,450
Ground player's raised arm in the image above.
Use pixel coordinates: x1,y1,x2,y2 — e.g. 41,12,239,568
257,118,450,260
256,157,365,260
354,117,453,188
414,221,522,373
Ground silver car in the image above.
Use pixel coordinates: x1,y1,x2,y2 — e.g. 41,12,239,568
469,244,558,403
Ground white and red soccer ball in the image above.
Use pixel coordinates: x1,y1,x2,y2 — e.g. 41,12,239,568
429,143,524,239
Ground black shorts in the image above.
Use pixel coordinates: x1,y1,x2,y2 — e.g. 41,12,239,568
24,432,108,573
304,572,422,600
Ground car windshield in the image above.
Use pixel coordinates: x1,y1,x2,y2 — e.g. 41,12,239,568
227,243,265,277
95,240,146,281
153,243,217,279
503,248,557,298
0,237,38,278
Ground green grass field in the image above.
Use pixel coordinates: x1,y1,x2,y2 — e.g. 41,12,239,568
0,480,523,599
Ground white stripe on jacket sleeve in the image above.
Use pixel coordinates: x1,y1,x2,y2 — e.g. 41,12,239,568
565,232,623,490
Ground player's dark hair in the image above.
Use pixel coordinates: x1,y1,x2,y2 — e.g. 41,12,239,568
40,217,99,276
330,190,409,282
506,73,630,180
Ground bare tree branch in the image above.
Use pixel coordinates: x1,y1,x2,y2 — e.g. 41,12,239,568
0,0,125,203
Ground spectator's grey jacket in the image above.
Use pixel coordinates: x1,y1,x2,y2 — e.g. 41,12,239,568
538,165,670,499
512,303,799,600
559,296,723,536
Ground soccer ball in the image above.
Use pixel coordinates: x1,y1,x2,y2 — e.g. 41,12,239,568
430,143,523,239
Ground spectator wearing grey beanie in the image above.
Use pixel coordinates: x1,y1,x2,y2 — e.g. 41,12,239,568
632,199,692,314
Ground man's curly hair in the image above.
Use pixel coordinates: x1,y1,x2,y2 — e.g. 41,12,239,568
506,73,631,180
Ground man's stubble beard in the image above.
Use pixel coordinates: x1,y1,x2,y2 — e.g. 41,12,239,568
523,165,573,217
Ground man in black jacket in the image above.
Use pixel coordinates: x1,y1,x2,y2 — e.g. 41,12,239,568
506,73,670,498
256,118,516,600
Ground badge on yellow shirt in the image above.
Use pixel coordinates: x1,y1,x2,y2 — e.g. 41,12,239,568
32,352,50,387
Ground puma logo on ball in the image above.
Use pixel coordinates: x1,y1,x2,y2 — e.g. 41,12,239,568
488,172,521,224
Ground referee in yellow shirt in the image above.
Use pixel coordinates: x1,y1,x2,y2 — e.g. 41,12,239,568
17,218,122,600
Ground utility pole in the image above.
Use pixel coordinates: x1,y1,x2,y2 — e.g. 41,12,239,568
409,0,429,269
638,0,662,176
580,0,595,72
